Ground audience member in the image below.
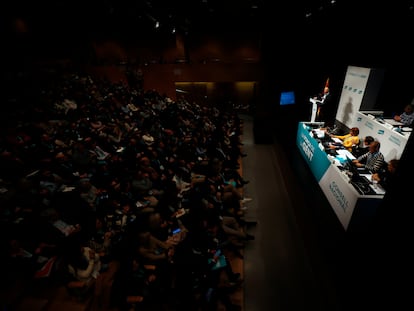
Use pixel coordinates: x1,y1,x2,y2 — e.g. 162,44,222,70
190,213,243,311
64,236,119,310
65,240,102,288
111,256,163,310
135,230,175,265
87,215,116,262
40,207,82,239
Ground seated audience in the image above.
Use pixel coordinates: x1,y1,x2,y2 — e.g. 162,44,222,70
135,230,175,264
111,256,163,310
40,207,82,239
0,70,251,311
190,213,243,311
87,215,116,262
64,236,119,310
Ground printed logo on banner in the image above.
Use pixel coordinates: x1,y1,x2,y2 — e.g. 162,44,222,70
318,164,359,230
365,121,374,130
377,129,384,135
299,132,314,162
329,181,349,212
389,135,401,146
296,124,330,182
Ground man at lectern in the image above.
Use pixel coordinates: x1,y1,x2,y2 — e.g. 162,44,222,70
309,86,331,122
310,86,331,106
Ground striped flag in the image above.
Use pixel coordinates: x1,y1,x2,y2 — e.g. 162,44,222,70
325,77,330,88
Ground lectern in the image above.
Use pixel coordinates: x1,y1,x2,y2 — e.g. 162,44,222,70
309,97,321,122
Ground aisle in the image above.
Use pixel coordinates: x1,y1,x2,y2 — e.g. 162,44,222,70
239,114,342,311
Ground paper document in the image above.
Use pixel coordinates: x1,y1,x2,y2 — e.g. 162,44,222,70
383,118,404,126
360,174,372,180
369,184,386,195
336,149,356,160
313,129,325,138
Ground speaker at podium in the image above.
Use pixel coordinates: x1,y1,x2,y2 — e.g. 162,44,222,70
309,85,331,122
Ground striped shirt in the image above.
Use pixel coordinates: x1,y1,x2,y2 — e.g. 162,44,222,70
357,151,385,173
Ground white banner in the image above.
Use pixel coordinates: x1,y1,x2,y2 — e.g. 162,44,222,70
336,66,371,129
319,165,359,230
355,112,410,162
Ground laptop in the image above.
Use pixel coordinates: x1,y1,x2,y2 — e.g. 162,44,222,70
349,172,375,195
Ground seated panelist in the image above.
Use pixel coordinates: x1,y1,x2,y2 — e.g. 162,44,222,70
393,103,414,127
353,135,375,158
371,159,399,191
352,140,385,173
328,127,360,153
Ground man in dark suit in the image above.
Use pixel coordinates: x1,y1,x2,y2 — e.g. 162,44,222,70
310,86,331,122
310,86,331,106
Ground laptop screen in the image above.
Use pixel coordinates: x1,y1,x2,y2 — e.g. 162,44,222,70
345,156,361,181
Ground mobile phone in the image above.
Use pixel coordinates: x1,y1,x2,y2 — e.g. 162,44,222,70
172,228,181,234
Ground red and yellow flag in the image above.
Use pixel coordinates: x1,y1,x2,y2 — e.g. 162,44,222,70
324,77,330,89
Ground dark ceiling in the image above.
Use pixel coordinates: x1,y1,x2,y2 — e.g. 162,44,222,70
2,0,414,119
2,0,414,67
3,0,291,40
6,0,413,41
